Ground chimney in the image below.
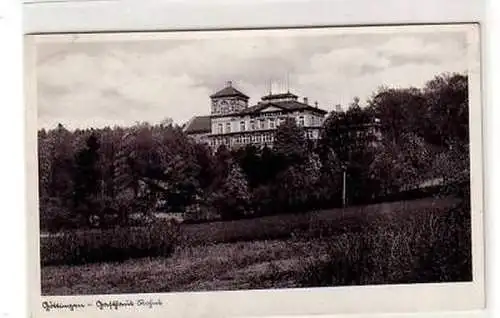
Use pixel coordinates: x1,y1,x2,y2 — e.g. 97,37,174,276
303,97,308,105
226,81,233,87
314,101,318,108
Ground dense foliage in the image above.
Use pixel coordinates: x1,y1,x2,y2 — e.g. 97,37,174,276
38,73,470,232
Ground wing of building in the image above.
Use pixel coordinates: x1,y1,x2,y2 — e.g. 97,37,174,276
183,81,329,149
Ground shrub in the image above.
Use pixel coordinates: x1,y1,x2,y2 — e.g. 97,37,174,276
297,201,472,286
40,220,180,266
39,197,86,233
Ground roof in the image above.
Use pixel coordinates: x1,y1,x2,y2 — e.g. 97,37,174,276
183,116,211,134
261,92,298,101
210,86,249,100
239,100,328,116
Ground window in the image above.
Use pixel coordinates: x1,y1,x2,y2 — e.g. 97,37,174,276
218,123,223,134
226,122,231,133
259,119,266,129
250,120,256,130
269,119,275,129
298,116,305,126
240,121,246,132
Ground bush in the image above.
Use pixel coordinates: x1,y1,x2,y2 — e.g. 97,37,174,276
40,220,180,266
39,197,86,233
297,201,472,286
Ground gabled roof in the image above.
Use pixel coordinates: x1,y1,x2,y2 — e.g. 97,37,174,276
210,86,249,100
239,100,328,115
183,115,211,134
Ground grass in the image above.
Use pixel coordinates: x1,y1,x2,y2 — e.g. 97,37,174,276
178,197,459,246
295,201,472,287
40,196,471,295
41,240,314,295
40,220,179,266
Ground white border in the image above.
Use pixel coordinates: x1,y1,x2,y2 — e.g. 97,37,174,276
0,0,493,318
23,0,483,34
484,0,500,317
24,24,484,318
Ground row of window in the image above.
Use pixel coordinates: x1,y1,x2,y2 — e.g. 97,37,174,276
216,116,310,134
310,115,322,126
209,133,276,147
208,130,320,147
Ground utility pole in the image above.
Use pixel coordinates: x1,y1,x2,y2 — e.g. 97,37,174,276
342,164,347,208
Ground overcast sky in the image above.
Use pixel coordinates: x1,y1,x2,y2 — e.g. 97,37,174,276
36,28,469,130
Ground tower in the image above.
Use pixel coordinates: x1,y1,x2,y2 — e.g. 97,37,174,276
210,81,249,115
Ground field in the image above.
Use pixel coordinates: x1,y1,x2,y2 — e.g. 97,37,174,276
40,196,471,295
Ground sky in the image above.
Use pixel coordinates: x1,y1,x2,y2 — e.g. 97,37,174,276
36,27,470,130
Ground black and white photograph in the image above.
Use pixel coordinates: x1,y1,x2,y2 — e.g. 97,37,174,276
25,23,484,316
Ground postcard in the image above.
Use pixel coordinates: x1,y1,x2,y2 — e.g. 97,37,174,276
24,23,484,317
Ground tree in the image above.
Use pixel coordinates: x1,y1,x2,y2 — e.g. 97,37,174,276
272,154,322,212
47,124,76,203
368,87,426,145
113,130,139,219
99,127,122,198
259,145,283,184
212,144,233,187
422,73,469,147
233,145,262,188
316,149,343,206
320,105,377,204
73,134,102,215
209,163,250,220
432,141,470,200
320,105,375,164
274,117,308,165
162,153,201,211
193,143,216,191
38,129,53,200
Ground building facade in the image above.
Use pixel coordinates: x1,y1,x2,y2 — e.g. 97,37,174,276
183,81,328,149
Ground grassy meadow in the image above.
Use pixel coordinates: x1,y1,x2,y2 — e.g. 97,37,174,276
40,196,472,295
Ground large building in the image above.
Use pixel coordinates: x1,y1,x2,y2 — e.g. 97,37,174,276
183,81,328,148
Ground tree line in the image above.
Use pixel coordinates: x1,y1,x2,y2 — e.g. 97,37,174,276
38,73,470,231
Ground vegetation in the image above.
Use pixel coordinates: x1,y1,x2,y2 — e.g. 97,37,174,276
40,219,180,266
38,73,472,292
297,201,471,287
38,73,469,230
41,197,468,294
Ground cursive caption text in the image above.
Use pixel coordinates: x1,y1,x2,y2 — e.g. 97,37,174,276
41,299,163,312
